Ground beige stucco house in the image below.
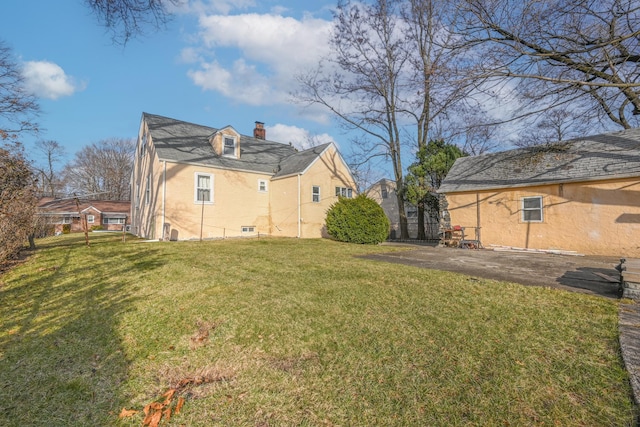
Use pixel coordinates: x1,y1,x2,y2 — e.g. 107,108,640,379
438,128,640,256
131,113,357,240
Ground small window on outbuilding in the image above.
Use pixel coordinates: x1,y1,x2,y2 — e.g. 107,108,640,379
522,196,543,222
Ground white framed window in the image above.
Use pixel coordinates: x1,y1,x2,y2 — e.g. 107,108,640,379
87,214,95,224
145,173,151,205
258,179,268,192
104,217,125,225
223,136,237,157
335,186,353,198
195,173,214,203
312,186,320,203
242,226,256,233
522,196,543,222
61,215,72,224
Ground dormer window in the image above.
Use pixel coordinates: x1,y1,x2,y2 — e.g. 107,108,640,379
210,127,240,158
223,137,237,157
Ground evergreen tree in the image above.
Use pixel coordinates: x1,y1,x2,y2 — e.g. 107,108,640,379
405,139,464,239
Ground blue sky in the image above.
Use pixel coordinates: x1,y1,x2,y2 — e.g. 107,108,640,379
3,0,343,163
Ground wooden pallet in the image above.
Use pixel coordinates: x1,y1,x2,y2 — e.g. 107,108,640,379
620,258,640,300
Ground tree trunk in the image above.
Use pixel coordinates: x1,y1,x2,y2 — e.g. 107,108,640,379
417,203,426,240
396,192,410,239
28,234,36,250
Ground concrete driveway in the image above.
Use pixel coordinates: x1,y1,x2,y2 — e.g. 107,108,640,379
361,243,622,298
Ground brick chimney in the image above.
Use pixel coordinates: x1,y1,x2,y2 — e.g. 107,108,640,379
253,121,265,140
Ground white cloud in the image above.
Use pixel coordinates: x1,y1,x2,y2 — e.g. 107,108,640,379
267,123,335,150
178,47,202,64
22,61,84,100
197,13,331,70
188,58,277,105
186,12,332,109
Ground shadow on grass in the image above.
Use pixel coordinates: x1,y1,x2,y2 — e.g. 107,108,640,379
0,235,166,425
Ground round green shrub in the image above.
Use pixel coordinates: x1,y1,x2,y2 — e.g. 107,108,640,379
326,194,389,244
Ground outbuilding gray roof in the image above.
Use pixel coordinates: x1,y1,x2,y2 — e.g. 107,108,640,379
439,127,640,193
144,113,328,176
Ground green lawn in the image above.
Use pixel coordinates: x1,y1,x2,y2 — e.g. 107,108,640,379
0,234,636,426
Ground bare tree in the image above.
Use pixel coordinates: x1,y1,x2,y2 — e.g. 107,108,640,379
63,138,135,200
85,0,181,44
297,0,480,239
32,140,66,197
514,109,592,147
297,0,412,238
0,40,39,142
0,147,38,262
457,118,499,155
457,0,640,131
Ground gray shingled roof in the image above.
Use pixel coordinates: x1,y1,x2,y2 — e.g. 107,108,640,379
144,113,302,175
439,127,640,193
273,143,332,178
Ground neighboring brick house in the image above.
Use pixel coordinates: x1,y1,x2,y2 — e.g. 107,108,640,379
438,127,640,256
37,198,131,234
131,113,357,240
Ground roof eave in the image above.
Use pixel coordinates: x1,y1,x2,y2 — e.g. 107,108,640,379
439,171,640,194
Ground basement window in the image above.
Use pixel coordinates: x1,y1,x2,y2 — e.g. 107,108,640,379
522,196,543,222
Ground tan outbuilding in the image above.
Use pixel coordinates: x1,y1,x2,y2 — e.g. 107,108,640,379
131,113,356,240
438,128,640,257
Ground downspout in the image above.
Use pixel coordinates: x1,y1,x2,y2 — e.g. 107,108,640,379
162,161,167,240
297,174,301,238
476,192,481,245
